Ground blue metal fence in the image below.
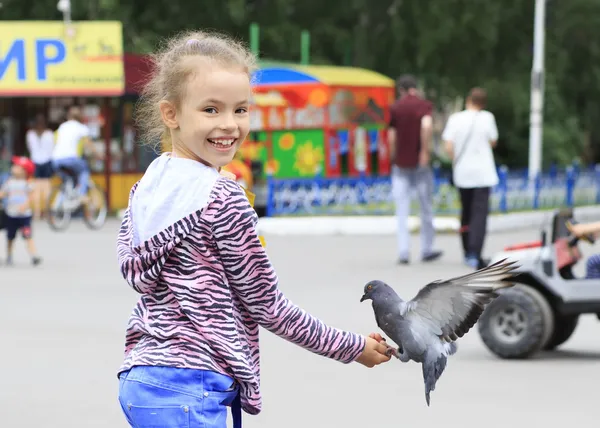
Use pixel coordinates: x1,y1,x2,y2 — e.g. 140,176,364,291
265,163,600,217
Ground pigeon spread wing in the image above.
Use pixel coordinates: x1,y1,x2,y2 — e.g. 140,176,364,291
403,259,519,343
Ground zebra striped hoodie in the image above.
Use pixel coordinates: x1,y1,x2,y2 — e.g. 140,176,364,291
116,154,366,415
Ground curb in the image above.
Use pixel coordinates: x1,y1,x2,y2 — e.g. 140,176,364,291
117,206,600,236
257,216,458,236
256,205,600,236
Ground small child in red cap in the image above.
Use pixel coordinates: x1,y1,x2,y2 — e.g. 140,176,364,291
0,156,42,266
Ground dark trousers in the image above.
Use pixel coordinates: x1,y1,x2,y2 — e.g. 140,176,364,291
458,187,490,259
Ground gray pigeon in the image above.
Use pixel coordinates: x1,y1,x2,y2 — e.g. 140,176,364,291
360,259,519,406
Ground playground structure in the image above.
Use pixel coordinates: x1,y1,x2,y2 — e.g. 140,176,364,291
239,62,396,211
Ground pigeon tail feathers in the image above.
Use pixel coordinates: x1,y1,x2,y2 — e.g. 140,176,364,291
422,353,448,406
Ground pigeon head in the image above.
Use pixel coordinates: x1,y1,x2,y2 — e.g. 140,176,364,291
360,280,392,303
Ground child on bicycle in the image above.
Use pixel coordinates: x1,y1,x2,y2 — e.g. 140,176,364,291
0,156,42,266
116,30,391,428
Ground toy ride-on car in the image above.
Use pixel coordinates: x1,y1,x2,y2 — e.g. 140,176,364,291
477,208,600,359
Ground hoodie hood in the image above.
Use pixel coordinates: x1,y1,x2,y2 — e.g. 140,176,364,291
117,154,221,294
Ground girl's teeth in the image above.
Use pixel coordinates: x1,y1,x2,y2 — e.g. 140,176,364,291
209,139,235,146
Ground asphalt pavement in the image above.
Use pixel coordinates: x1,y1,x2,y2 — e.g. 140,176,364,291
1,218,598,427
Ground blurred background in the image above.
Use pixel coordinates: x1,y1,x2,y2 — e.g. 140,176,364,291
1,0,600,217
1,1,599,427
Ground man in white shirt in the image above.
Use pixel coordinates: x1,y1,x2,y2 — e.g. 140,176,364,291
52,106,98,199
442,87,499,269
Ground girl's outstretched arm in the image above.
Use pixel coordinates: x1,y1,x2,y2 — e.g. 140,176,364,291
209,179,366,364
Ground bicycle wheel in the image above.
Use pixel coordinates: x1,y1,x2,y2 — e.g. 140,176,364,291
82,180,107,230
47,184,72,231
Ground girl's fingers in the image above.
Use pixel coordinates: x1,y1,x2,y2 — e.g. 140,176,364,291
369,332,386,342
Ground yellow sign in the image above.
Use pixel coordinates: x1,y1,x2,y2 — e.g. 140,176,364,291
0,21,124,96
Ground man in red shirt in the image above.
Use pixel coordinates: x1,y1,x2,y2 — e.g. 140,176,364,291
388,75,442,264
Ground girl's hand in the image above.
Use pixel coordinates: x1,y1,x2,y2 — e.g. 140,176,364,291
356,333,392,368
368,332,387,343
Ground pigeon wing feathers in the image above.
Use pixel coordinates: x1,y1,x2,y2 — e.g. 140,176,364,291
404,259,519,343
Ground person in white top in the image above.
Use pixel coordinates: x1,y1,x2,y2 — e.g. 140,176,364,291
26,114,55,219
52,106,99,199
442,87,499,269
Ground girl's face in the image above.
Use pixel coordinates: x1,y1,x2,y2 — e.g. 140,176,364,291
161,61,251,168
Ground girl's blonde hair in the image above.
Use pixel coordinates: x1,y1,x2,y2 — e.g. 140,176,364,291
136,30,258,148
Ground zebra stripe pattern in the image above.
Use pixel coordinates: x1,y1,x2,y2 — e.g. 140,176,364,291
117,177,366,414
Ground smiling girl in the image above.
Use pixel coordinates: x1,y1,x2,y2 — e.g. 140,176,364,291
116,30,390,428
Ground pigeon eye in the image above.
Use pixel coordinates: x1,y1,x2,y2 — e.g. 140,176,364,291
367,285,373,291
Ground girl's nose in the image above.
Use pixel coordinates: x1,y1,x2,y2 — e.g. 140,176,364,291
219,114,237,131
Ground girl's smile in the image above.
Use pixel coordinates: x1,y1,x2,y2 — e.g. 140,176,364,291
207,136,239,152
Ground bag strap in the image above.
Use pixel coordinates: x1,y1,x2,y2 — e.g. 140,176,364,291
453,111,479,167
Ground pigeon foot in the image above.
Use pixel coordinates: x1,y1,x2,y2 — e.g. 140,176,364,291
385,347,401,360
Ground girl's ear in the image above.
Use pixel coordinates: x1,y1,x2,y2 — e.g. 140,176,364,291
159,100,179,129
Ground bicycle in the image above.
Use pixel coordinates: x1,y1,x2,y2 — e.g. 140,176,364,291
47,166,108,231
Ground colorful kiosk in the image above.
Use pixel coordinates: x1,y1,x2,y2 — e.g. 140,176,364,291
244,63,395,183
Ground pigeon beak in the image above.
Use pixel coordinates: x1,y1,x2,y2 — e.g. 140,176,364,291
360,294,368,302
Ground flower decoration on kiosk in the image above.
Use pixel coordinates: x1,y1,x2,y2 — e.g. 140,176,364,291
294,141,323,176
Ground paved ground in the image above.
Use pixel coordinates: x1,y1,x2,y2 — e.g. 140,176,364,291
1,218,598,427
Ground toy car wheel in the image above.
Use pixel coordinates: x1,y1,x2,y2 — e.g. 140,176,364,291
478,284,554,359
543,315,579,350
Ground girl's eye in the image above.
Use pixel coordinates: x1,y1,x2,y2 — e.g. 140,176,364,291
204,107,217,114
236,107,248,114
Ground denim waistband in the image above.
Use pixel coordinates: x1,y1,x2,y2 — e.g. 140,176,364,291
121,366,236,398
120,366,242,428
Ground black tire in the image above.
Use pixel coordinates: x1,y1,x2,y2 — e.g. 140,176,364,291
478,284,554,359
543,315,579,350
47,185,71,231
82,181,107,230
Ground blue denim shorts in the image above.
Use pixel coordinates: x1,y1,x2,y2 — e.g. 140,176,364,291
118,366,241,428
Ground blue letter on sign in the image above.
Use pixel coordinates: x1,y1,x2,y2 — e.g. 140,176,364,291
36,39,66,81
0,39,26,81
